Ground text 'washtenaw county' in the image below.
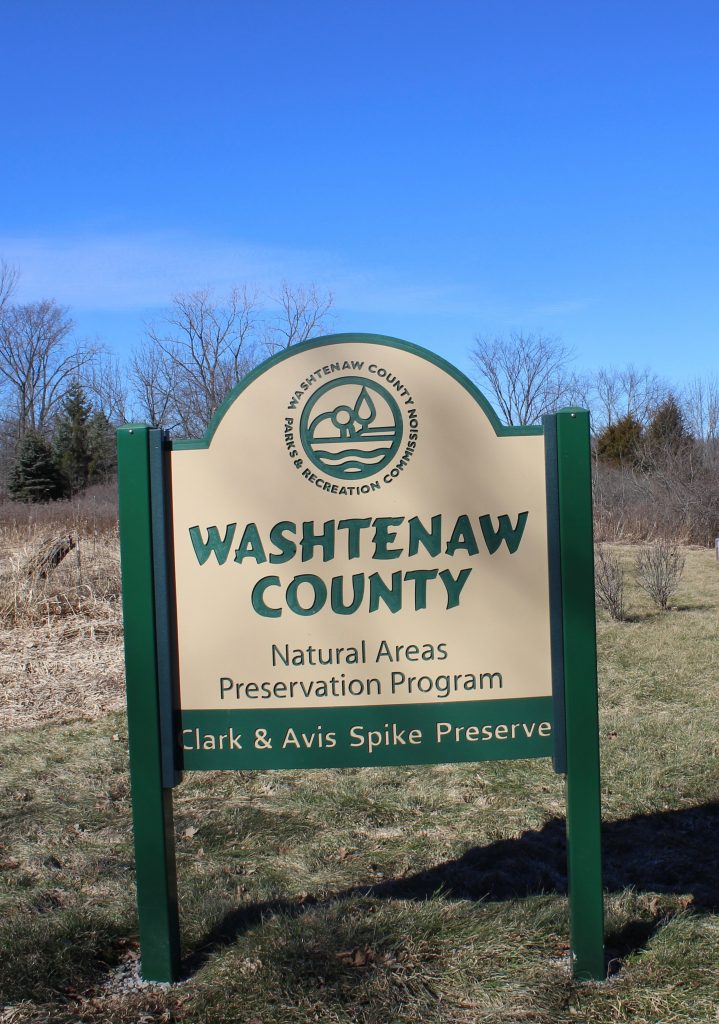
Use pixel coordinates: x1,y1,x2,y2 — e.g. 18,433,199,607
188,513,529,618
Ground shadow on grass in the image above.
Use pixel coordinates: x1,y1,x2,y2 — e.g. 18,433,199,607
185,800,719,978
621,604,714,621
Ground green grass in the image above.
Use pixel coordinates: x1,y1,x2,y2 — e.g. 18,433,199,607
1,547,718,1022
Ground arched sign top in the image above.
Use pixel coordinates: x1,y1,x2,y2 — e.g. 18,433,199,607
172,333,543,450
167,331,554,718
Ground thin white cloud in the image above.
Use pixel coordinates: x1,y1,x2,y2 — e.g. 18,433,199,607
0,231,586,331
0,230,501,318
1,232,326,309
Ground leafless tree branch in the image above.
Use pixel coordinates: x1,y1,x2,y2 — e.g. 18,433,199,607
264,281,334,355
132,282,334,435
0,260,19,311
470,332,574,426
0,300,98,440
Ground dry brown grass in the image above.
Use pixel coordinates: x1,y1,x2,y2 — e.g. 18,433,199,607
0,517,124,730
0,481,118,532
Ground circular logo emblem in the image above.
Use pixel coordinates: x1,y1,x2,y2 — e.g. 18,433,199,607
299,376,403,480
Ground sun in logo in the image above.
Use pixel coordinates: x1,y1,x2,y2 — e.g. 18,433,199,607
299,376,403,480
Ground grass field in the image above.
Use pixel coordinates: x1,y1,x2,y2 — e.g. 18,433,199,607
0,525,718,1023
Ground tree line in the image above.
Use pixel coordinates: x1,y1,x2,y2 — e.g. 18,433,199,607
0,260,333,501
471,332,719,544
2,257,717,544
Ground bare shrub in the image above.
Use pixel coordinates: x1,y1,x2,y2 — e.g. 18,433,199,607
635,540,685,610
594,544,626,620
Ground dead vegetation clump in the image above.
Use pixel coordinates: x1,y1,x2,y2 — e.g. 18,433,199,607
635,539,686,611
0,518,125,730
0,521,121,625
0,481,118,530
594,543,626,621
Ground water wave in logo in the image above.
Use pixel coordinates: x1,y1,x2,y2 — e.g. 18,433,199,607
299,377,403,480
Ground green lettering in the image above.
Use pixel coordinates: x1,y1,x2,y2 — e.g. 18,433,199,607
372,517,404,559
301,520,335,562
234,523,267,563
404,568,438,609
480,512,529,554
368,570,402,612
408,514,442,556
269,521,297,563
337,518,371,558
330,573,365,614
252,576,281,617
189,523,236,565
445,515,479,556
287,574,326,615
439,568,472,609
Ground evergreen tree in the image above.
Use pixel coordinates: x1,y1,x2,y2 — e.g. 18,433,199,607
646,395,692,457
9,430,66,502
596,413,643,466
87,410,117,483
54,381,92,494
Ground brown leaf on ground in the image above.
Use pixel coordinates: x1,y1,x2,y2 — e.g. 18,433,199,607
336,946,376,968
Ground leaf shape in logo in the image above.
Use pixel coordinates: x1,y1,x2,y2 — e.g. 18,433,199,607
353,386,376,425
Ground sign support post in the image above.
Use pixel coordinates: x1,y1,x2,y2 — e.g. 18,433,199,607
555,408,604,980
117,425,181,983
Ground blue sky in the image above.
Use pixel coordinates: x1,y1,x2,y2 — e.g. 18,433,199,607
1,0,718,384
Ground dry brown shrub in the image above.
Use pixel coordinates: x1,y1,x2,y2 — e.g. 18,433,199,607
0,516,125,729
594,543,626,620
634,539,686,610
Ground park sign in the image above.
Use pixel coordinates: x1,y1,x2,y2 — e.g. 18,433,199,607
173,339,553,768
117,334,603,983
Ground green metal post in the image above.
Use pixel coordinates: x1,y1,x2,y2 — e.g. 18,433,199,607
117,425,181,982
555,408,604,980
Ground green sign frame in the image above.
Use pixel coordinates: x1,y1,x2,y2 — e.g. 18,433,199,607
117,334,603,983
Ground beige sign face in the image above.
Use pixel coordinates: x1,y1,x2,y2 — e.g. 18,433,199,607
170,339,552,714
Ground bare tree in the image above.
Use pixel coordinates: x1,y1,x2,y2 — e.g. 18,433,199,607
132,287,258,435
264,281,334,355
0,300,98,441
621,366,666,426
0,260,19,311
85,351,130,425
582,365,667,434
132,282,334,436
682,374,719,444
130,342,176,429
470,332,574,426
